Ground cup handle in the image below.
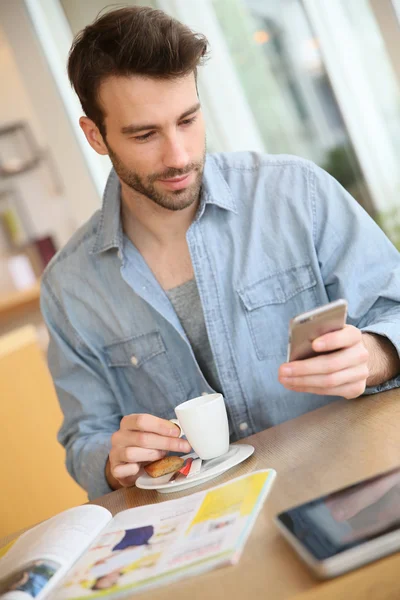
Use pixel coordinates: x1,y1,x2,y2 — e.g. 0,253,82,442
169,418,184,438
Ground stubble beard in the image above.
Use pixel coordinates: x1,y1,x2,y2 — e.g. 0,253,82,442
107,144,205,212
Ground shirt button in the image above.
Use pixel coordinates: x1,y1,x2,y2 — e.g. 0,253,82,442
201,392,209,396
117,250,122,260
130,356,138,367
239,422,249,432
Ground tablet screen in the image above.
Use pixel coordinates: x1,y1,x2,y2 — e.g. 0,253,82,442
277,466,400,559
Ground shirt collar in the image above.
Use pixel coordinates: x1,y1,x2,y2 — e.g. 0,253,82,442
91,154,237,255
91,169,123,255
201,154,238,214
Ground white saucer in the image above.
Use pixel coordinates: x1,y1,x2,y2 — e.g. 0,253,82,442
136,444,255,494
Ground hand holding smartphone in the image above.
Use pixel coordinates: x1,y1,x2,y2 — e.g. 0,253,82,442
287,299,348,362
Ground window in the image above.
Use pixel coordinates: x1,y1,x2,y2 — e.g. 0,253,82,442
30,0,400,245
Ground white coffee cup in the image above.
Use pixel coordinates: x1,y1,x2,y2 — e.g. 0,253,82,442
173,393,230,460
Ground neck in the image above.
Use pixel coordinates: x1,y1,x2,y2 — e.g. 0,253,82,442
120,182,199,249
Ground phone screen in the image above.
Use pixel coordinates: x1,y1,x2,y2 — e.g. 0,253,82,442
276,466,400,560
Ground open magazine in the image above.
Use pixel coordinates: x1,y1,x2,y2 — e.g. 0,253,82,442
0,470,276,599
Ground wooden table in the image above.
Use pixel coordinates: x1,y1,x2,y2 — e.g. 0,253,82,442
92,391,400,600
2,390,399,598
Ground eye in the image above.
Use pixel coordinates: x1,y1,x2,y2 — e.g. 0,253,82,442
134,131,155,142
180,116,197,127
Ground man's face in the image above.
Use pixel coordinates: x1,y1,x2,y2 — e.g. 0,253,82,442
98,73,206,211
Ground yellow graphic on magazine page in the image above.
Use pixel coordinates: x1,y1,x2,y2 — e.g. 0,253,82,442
188,471,270,531
0,538,18,560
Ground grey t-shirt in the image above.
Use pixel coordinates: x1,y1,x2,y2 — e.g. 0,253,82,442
166,279,222,393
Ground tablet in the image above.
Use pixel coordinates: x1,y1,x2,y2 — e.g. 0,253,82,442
275,465,400,578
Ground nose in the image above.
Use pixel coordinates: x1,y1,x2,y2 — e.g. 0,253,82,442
162,133,190,171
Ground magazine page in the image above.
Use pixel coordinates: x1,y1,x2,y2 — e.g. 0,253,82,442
55,469,276,599
0,505,112,600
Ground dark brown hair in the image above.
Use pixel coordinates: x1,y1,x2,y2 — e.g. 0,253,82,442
67,6,208,137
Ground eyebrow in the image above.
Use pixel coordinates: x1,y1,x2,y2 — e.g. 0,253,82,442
121,102,201,135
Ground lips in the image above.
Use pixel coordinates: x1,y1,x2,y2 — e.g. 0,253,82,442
157,172,194,191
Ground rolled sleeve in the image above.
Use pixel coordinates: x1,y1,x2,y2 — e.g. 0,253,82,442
360,321,400,394
41,280,120,500
312,164,400,395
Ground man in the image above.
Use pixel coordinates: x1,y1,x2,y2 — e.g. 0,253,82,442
41,6,400,500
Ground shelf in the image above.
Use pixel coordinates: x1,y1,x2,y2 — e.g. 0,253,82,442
0,152,44,178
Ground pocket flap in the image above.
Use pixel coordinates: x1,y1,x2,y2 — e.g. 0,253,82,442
105,331,166,368
238,264,316,310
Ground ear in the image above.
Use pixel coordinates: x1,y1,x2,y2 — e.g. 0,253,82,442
79,117,109,155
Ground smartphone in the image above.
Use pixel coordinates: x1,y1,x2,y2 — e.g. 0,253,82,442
287,299,348,362
275,465,400,579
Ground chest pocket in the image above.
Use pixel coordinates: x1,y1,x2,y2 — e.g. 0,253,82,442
237,264,318,360
104,331,186,418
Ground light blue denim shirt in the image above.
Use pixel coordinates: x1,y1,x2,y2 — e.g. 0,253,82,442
41,152,400,500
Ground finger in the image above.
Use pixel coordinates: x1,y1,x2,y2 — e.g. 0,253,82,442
120,413,181,437
281,379,366,399
279,343,368,378
119,466,149,488
112,429,191,454
119,475,140,488
111,446,168,464
312,324,361,353
113,429,172,449
280,364,369,390
111,463,140,482
112,462,142,482
123,431,191,454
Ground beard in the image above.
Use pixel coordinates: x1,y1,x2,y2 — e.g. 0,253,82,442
106,143,205,212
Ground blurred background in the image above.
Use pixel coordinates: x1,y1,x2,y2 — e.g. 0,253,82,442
1,0,400,343
1,0,400,535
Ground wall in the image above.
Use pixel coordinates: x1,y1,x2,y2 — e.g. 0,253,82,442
0,24,76,251
60,0,154,34
0,27,66,253
0,0,104,245
0,27,45,146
